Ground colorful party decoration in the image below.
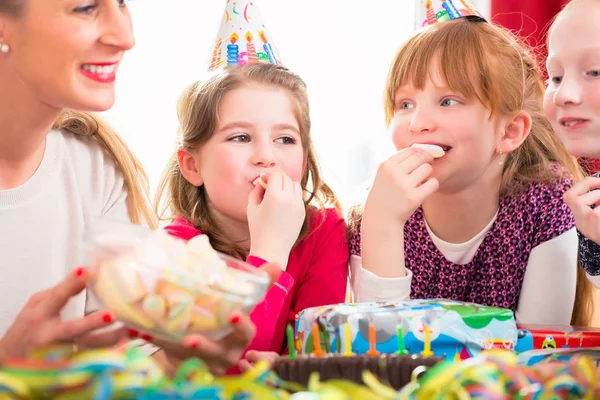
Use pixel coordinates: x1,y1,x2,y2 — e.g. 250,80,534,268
209,0,282,71
294,300,518,360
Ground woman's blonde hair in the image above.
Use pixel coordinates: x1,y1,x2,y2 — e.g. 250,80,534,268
354,17,593,326
156,64,340,259
53,110,156,229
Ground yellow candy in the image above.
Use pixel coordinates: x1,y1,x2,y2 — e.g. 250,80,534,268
141,295,167,321
93,264,153,330
166,296,193,333
189,297,219,331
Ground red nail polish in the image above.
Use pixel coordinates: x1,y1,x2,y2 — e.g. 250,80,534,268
102,313,113,323
188,339,199,349
128,329,139,338
141,333,152,341
74,267,85,277
229,315,240,325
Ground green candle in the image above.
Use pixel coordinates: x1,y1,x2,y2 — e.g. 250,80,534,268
397,325,408,355
286,324,297,358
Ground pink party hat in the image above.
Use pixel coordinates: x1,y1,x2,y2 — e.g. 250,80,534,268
417,0,485,29
209,0,282,71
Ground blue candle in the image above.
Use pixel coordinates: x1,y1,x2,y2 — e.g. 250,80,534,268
263,43,276,65
227,44,239,66
442,0,461,19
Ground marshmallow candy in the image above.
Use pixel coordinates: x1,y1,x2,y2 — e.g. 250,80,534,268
411,143,445,158
252,173,267,189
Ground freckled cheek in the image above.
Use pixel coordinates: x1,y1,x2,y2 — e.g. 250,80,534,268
542,91,558,122
389,118,410,150
587,88,600,113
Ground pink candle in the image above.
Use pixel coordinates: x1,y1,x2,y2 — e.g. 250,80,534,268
245,32,258,64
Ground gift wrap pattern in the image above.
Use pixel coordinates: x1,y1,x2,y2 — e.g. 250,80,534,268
295,300,518,360
515,324,600,353
517,347,600,367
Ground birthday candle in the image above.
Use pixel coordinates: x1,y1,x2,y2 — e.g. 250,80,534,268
343,323,353,356
436,9,451,22
286,324,296,359
238,52,248,66
366,323,379,356
258,30,277,65
227,33,239,66
425,0,437,25
396,325,408,355
311,323,325,357
441,0,461,19
210,39,223,71
245,32,258,64
422,325,434,357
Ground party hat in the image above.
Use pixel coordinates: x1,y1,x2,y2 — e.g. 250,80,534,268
209,0,282,71
415,0,486,30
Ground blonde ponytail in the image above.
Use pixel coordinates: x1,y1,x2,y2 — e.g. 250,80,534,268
53,110,157,229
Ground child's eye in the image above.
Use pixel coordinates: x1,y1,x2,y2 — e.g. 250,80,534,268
441,98,459,107
397,101,414,110
549,76,563,85
275,136,296,145
588,70,600,78
228,134,250,143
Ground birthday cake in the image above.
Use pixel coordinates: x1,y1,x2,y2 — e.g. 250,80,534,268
294,300,519,361
273,353,442,390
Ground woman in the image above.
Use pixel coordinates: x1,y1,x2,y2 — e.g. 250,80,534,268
0,0,272,374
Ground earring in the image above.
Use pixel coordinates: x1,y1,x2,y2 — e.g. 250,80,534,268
498,147,504,166
0,44,9,54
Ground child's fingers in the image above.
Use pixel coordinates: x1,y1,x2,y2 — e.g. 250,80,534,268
43,268,89,314
387,147,416,164
397,152,434,177
248,181,266,206
415,177,439,198
238,359,253,372
244,350,260,362
407,163,434,188
281,174,293,192
574,188,600,210
264,172,285,191
565,176,600,198
245,350,278,364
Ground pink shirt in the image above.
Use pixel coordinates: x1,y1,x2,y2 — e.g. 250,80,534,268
164,207,349,370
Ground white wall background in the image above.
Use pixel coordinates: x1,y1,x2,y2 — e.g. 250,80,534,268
102,0,490,210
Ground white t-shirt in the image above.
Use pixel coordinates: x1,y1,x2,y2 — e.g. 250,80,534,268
0,129,129,336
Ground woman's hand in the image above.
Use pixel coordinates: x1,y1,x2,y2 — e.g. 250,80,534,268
0,267,127,361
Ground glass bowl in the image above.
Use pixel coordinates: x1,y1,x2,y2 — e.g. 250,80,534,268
83,219,270,343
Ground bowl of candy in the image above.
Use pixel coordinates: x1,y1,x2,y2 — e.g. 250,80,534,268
83,219,270,343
